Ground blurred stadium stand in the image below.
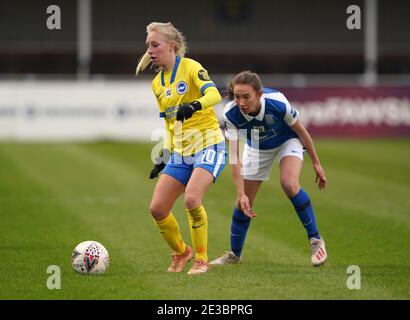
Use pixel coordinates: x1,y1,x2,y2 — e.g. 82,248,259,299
0,0,409,141
0,0,409,83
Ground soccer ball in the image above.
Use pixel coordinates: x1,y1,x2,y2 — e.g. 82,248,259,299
71,240,110,275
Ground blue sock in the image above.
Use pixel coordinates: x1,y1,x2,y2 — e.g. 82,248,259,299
230,208,251,257
290,188,320,239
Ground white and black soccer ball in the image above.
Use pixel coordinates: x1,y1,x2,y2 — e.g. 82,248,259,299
71,241,110,275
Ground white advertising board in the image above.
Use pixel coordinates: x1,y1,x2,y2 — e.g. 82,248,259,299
0,80,167,142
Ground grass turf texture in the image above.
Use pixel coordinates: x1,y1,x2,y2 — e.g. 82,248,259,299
0,139,409,299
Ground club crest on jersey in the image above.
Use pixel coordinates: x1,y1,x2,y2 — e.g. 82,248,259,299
176,81,188,95
264,114,275,125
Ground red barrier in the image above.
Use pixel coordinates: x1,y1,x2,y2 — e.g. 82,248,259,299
278,87,410,137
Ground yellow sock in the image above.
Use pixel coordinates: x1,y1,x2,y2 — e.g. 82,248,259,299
154,212,186,255
186,206,208,262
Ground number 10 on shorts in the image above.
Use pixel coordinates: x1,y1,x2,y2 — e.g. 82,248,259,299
202,149,216,164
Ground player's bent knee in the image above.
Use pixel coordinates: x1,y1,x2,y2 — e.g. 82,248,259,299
149,203,168,220
184,194,201,210
281,180,300,197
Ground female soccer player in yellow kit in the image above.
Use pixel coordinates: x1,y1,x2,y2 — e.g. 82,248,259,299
135,22,226,274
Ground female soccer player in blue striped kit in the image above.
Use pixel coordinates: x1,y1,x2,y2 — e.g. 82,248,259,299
136,22,226,274
210,71,328,266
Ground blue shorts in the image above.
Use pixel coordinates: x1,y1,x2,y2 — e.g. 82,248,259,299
162,142,227,186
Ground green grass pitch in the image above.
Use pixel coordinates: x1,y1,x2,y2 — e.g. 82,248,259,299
0,139,409,299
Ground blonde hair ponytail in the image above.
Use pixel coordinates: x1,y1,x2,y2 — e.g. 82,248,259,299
135,22,187,76
135,52,151,76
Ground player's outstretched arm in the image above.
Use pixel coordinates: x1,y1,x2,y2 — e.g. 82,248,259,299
175,86,222,123
290,119,327,189
227,137,256,218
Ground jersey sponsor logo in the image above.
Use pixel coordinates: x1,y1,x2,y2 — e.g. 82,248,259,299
250,125,278,142
176,81,188,95
264,114,275,125
198,69,210,81
290,107,297,118
164,105,179,119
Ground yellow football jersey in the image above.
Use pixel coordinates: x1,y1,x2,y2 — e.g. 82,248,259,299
152,56,224,156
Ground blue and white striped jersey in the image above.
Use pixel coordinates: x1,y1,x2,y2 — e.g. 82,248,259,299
223,88,299,150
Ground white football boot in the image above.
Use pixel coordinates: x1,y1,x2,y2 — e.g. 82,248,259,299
209,251,242,265
310,237,327,266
